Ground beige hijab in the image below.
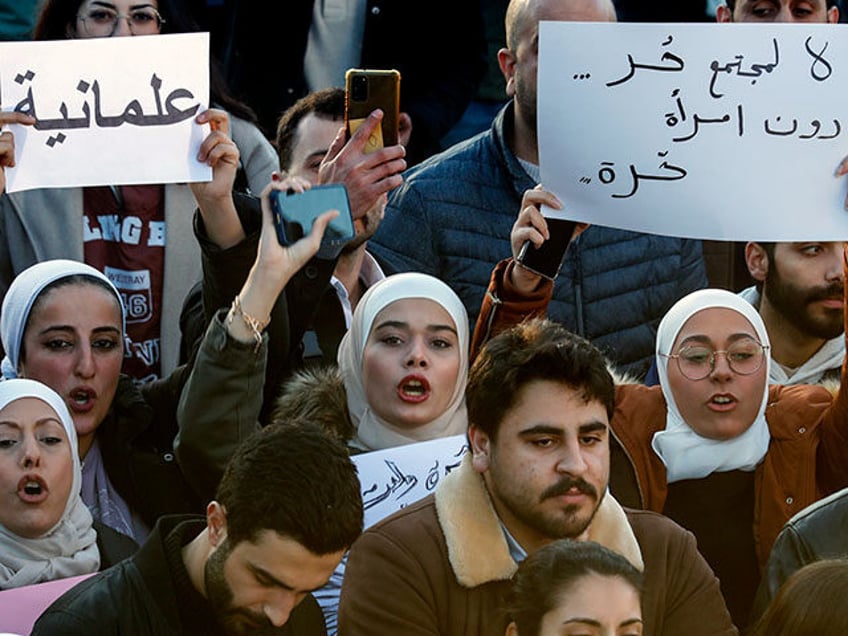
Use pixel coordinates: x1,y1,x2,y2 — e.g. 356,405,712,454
337,273,469,451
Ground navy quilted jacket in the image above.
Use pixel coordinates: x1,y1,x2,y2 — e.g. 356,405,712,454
370,104,707,378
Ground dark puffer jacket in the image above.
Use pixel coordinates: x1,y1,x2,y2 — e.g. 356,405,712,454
370,103,708,377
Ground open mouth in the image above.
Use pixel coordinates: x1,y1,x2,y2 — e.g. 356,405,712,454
397,375,431,402
68,387,96,412
708,394,737,411
17,475,48,503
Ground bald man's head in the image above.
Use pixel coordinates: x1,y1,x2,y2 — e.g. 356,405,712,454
499,0,616,163
505,0,617,51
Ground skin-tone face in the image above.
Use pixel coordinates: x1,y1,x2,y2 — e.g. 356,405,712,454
498,0,616,163
285,113,344,183
74,0,162,38
0,397,73,539
19,284,124,458
523,573,643,636
666,308,767,440
470,379,610,554
203,515,344,633
716,0,839,22
759,242,845,341
362,298,461,430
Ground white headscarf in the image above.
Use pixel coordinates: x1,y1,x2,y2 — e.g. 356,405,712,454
0,379,99,589
338,273,469,451
652,289,772,483
0,259,125,379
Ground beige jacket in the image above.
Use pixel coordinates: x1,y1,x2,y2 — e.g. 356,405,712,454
339,456,736,636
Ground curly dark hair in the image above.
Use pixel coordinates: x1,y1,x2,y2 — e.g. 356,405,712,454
467,318,614,441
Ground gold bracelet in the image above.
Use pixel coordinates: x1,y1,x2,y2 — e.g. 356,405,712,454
228,295,269,352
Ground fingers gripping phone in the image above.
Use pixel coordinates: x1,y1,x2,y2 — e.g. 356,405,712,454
270,184,356,260
516,217,578,281
345,68,400,153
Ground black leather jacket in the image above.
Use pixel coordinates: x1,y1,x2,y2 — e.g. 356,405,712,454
751,487,848,622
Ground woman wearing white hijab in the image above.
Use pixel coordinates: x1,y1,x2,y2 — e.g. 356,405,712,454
337,272,469,451
0,258,257,546
277,273,469,634
0,379,99,589
472,191,848,627
651,289,773,483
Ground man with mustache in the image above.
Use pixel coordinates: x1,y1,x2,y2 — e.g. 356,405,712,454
742,242,845,384
338,319,735,635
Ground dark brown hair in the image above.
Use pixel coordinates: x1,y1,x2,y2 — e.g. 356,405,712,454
275,87,345,172
750,559,848,636
467,318,614,441
215,424,363,554
506,540,643,636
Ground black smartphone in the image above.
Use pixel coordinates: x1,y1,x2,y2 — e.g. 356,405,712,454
345,68,400,153
516,217,578,280
269,184,355,260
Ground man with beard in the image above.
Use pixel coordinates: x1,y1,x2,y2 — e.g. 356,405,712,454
367,0,708,380
741,242,845,384
704,0,842,290
32,424,363,635
338,319,735,636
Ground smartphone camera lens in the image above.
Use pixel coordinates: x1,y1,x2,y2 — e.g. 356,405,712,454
351,75,368,102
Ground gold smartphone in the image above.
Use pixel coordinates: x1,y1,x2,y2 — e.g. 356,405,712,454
344,68,401,153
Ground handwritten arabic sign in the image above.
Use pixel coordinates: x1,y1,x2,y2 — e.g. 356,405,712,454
352,435,468,529
0,33,211,192
538,22,848,240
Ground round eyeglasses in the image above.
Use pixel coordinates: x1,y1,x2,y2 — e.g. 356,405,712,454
661,337,769,381
77,6,165,37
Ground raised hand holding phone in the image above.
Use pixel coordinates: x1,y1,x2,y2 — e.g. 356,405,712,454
225,176,340,346
318,109,406,224
345,69,400,152
511,187,584,291
269,183,355,260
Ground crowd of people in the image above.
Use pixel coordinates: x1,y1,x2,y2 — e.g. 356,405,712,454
0,0,846,635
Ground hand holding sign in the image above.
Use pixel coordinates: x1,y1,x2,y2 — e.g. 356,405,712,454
0,33,211,192
0,112,35,194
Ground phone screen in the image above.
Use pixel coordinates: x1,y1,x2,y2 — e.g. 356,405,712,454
270,184,355,258
516,217,577,280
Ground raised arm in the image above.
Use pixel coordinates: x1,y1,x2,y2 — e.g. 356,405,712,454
175,178,338,501
317,108,406,222
189,108,245,249
469,187,585,362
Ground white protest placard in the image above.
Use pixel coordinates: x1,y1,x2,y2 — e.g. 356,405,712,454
538,22,848,240
315,436,469,629
0,33,211,192
352,435,468,529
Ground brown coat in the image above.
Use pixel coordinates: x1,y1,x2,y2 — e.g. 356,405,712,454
474,257,848,570
613,381,848,570
338,457,736,636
